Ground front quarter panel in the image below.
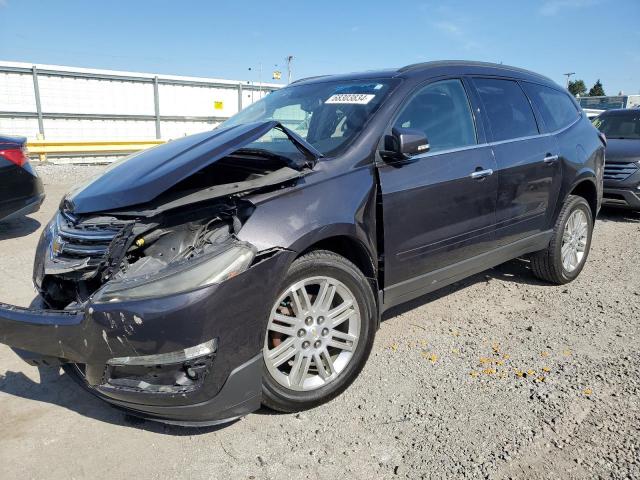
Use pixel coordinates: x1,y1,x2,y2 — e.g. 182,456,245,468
238,165,378,263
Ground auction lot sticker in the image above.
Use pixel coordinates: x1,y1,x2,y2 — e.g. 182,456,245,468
325,93,375,104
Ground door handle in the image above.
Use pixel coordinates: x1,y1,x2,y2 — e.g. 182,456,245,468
544,154,559,164
470,168,494,180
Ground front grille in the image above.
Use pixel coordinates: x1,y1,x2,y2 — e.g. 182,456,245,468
603,160,639,181
53,211,126,266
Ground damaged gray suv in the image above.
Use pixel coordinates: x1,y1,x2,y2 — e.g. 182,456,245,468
0,61,604,425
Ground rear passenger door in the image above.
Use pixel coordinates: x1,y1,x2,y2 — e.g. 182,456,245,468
471,78,560,245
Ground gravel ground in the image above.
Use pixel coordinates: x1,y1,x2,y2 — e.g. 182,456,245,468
0,164,638,480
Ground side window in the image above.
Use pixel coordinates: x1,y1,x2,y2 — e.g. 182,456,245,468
394,79,476,153
521,82,579,131
474,78,539,141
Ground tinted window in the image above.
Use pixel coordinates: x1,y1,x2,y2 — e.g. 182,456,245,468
474,78,539,141
522,82,579,131
394,79,476,153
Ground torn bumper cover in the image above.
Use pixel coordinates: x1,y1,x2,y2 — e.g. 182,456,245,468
0,249,292,425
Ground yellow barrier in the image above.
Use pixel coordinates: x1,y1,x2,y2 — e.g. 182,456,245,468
27,139,167,162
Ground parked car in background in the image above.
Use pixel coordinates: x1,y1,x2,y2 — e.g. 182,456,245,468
0,135,44,222
593,109,640,210
0,61,604,425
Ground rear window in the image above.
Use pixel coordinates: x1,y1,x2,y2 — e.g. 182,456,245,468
474,78,539,142
522,82,579,132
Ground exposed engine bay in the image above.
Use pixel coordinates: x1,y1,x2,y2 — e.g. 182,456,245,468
36,151,306,308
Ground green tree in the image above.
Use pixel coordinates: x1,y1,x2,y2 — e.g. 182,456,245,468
568,79,587,97
588,79,605,97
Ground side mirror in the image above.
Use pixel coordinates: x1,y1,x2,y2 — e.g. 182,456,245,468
382,127,429,161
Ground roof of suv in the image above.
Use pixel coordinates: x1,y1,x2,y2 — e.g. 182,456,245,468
291,60,558,89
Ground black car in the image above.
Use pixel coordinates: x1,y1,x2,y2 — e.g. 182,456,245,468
0,135,44,222
593,109,640,209
0,61,604,426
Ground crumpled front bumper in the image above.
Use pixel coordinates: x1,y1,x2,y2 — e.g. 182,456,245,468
0,249,293,425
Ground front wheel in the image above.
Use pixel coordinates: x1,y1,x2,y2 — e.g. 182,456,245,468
261,250,376,413
530,195,594,284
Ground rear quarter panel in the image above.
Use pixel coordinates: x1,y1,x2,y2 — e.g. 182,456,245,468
552,116,604,223
0,158,41,217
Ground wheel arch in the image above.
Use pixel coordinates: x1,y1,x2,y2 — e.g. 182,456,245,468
567,177,598,220
294,231,381,327
298,234,377,281
553,172,599,226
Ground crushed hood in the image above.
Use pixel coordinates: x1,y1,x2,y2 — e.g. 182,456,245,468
65,121,321,214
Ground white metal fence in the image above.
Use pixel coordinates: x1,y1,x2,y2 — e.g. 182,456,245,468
0,61,280,161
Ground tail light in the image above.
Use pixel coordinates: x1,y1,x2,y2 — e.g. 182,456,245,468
0,146,29,167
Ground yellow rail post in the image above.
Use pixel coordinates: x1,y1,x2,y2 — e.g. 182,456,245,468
26,139,167,163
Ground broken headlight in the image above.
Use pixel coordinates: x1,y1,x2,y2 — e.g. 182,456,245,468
94,242,256,302
107,339,217,366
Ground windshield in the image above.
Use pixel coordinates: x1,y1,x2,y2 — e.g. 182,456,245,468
220,78,398,157
593,113,640,139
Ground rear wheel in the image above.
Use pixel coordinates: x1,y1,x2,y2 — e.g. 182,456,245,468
261,250,376,412
530,195,593,284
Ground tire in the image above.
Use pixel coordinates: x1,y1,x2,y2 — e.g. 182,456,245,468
261,250,377,413
530,195,593,284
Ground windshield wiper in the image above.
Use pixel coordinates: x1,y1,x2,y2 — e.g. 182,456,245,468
275,123,324,164
235,121,323,170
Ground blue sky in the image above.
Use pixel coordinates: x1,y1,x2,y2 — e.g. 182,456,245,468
1,0,639,94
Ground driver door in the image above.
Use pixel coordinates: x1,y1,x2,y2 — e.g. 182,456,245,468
377,78,498,306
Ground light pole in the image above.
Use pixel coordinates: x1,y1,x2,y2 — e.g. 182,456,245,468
249,63,264,99
247,70,254,103
563,72,576,89
286,55,294,84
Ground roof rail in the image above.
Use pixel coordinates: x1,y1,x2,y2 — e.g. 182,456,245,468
398,61,437,72
290,75,331,85
397,60,552,83
399,60,511,73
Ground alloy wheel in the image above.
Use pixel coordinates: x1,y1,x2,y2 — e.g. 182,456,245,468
561,209,588,273
264,276,361,392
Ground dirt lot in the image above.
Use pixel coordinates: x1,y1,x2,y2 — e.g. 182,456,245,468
0,164,638,479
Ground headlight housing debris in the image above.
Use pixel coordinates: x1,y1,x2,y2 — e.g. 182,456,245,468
94,242,256,302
